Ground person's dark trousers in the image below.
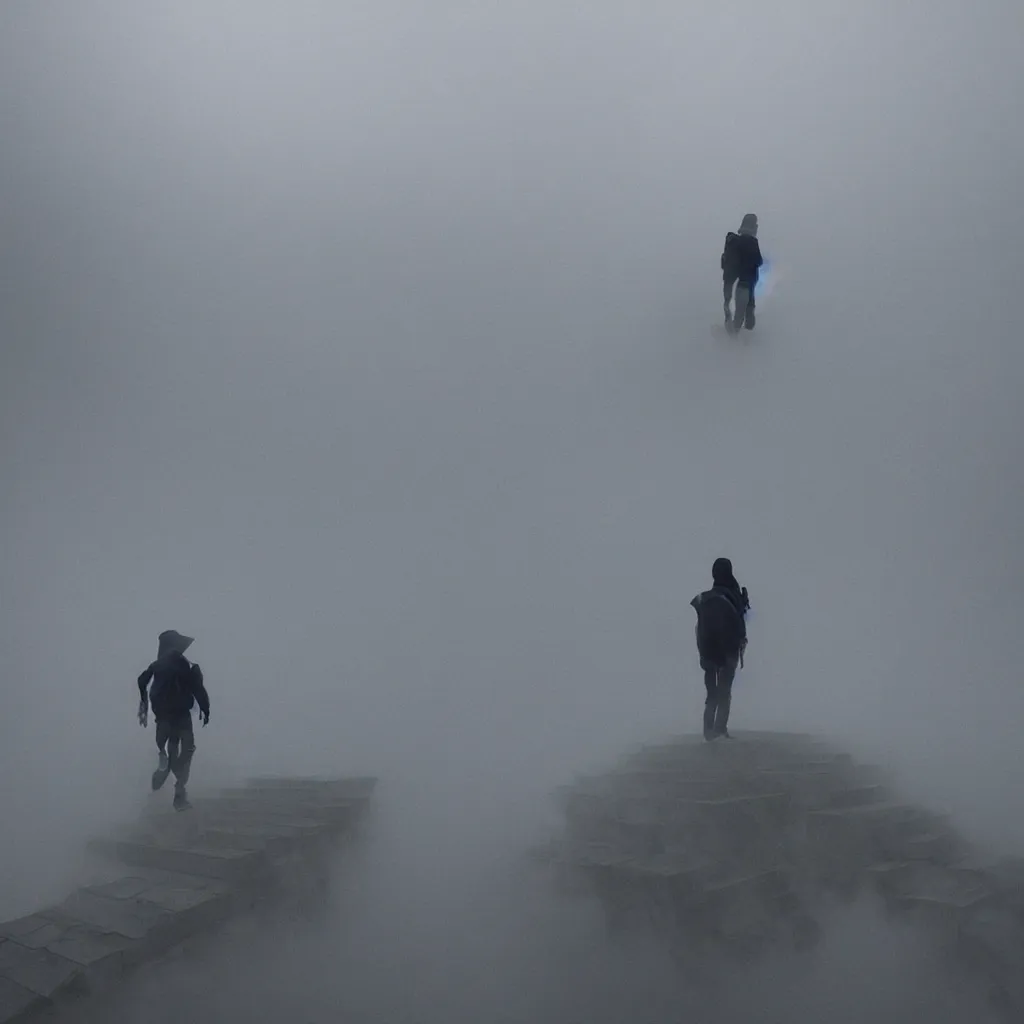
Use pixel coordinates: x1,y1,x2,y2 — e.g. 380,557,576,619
155,713,196,793
723,277,736,322
723,278,756,330
702,654,739,738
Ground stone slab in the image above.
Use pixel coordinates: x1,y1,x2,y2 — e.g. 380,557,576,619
185,799,354,829
823,784,888,810
48,890,173,947
43,926,130,977
0,914,129,981
190,824,310,855
0,975,43,1024
0,917,124,978
0,939,82,1000
892,830,962,862
195,796,360,823
808,803,938,842
614,855,717,887
245,774,377,797
83,869,233,935
89,840,266,882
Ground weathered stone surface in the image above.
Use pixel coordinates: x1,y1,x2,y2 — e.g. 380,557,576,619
50,890,175,950
0,976,43,1024
88,840,267,882
0,940,82,1000
191,824,310,855
0,774,375,1023
44,926,130,977
546,730,1023,1021
0,913,129,982
245,774,377,799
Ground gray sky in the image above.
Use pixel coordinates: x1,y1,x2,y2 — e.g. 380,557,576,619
1,1,1023,1016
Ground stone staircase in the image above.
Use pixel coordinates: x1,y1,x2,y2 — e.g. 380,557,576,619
0,776,376,1023
542,731,1024,1018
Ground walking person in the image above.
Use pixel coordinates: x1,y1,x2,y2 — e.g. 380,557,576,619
720,214,764,333
691,558,750,739
137,629,210,810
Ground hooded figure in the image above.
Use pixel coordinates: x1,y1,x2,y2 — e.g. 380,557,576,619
691,559,749,740
137,630,210,811
711,557,749,610
156,629,194,660
720,214,764,333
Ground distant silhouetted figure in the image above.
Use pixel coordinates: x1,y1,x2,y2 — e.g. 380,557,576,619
721,214,764,334
691,558,750,739
137,630,210,811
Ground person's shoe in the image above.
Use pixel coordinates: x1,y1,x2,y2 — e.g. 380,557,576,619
151,752,170,791
716,727,732,739
172,789,192,812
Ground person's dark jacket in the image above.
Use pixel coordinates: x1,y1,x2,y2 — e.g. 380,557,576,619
721,231,763,288
691,586,748,658
138,652,210,720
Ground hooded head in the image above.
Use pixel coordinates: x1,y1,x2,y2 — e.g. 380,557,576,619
712,557,738,588
738,213,758,237
157,630,194,660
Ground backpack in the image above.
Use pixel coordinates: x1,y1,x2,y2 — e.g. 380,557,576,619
693,588,745,660
149,653,194,718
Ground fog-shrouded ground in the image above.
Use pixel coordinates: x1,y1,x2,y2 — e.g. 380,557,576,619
2,1,1022,1020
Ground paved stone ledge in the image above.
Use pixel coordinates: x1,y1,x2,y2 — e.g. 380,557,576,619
0,775,376,1023
546,730,1024,1021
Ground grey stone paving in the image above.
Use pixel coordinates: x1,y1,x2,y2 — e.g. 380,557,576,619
0,776,375,1023
546,731,1024,1021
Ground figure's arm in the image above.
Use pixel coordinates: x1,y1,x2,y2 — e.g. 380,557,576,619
190,664,211,721
137,664,154,725
137,664,154,702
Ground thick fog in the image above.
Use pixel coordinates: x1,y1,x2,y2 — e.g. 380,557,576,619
2,1,1023,1019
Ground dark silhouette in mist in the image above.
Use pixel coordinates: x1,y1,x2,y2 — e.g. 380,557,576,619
137,630,210,810
692,557,751,739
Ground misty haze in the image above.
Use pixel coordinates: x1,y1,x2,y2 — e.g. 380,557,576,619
2,2,1023,1021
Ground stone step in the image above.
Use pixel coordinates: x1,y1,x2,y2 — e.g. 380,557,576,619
613,854,718,884
243,775,377,799
1,912,132,983
894,830,965,863
562,791,795,858
0,975,46,1024
181,805,355,839
756,765,888,800
808,803,967,870
823,783,889,810
808,801,937,836
88,839,268,882
190,794,360,822
0,868,237,1022
190,823,317,856
869,861,993,899
0,938,86,1014
627,733,834,765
